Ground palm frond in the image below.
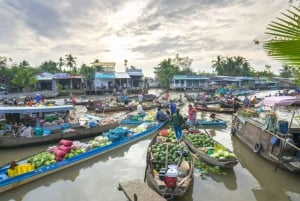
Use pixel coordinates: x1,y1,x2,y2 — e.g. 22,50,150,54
264,6,300,65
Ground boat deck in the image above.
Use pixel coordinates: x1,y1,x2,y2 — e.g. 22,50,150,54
119,180,166,201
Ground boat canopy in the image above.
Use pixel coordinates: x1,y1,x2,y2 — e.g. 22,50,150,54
0,105,73,114
255,96,300,107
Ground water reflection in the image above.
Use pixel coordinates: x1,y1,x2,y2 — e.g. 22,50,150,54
232,137,300,201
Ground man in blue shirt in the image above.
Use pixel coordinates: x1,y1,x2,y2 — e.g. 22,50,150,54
169,100,177,115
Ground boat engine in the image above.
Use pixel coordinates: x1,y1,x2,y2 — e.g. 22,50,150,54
164,168,178,189
282,135,297,157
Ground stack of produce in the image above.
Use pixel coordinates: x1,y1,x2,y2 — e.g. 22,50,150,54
185,133,236,159
27,151,56,169
150,143,191,171
88,136,112,148
143,112,155,122
103,127,129,142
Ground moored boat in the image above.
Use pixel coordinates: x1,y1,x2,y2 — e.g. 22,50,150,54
0,105,119,148
146,129,194,199
231,96,300,172
194,119,227,128
0,121,166,194
195,105,235,114
183,130,238,168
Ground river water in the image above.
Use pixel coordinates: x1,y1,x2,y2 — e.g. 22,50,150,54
0,90,300,201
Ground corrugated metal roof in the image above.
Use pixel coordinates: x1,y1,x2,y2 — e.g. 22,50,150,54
127,71,144,76
115,72,130,79
95,72,115,79
172,75,209,80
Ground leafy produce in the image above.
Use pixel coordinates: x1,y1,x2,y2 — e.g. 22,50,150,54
27,152,56,168
194,159,227,175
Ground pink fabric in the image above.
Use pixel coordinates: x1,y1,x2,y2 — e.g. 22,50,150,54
255,96,300,107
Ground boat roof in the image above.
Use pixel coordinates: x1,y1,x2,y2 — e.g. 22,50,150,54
0,105,73,114
255,96,300,107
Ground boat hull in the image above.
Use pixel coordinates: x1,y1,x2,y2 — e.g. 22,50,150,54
231,114,300,172
0,122,119,148
183,135,238,168
0,122,166,194
146,133,194,199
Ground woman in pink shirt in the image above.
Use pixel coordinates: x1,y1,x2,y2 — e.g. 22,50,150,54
187,104,197,126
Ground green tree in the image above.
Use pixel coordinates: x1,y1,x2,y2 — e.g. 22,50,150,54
156,58,179,89
11,67,37,91
64,54,77,72
19,60,30,68
40,60,59,73
279,64,294,78
58,57,64,72
211,56,253,76
79,63,95,89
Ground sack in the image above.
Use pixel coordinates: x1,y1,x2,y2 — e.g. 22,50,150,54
59,139,73,147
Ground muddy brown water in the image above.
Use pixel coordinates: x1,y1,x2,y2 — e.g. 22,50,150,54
0,90,299,201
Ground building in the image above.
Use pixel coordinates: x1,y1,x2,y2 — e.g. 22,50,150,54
170,75,210,90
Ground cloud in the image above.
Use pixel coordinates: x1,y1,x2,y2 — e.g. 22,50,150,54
0,0,292,76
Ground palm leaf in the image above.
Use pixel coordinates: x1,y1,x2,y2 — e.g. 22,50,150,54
264,6,300,65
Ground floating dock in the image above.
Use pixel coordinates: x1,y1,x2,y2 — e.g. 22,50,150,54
118,179,166,201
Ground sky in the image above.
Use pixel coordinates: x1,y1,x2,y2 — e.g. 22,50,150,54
0,0,296,77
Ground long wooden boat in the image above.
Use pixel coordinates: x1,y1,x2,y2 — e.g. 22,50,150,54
0,105,121,148
196,105,235,114
0,122,166,194
183,131,238,168
0,121,119,148
231,96,300,172
146,129,194,199
194,119,227,128
88,103,157,113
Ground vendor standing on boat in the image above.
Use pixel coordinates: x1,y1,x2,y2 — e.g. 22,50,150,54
169,100,177,115
137,101,145,116
187,104,197,126
243,96,250,108
170,109,185,142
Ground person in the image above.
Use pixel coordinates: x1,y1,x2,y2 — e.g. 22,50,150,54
170,109,185,142
19,124,33,138
138,94,143,102
164,91,170,101
187,104,197,126
141,89,146,97
137,101,145,115
233,96,240,112
71,95,77,105
250,95,257,104
34,94,41,104
169,100,177,115
156,107,166,122
243,96,250,108
165,109,171,121
200,93,207,108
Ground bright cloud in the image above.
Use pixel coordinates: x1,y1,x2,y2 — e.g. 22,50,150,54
0,0,294,76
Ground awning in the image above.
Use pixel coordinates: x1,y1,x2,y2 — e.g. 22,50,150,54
255,96,300,107
95,73,115,79
0,105,73,114
115,72,130,79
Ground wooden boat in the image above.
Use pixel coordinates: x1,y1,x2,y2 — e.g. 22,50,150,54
0,121,119,148
120,111,157,125
0,121,166,194
195,105,235,114
87,102,157,113
194,119,227,128
146,129,194,199
183,131,238,168
231,96,300,172
0,105,119,148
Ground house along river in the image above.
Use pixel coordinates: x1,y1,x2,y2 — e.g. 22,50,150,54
0,90,300,201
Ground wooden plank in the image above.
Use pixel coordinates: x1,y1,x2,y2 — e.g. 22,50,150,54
119,180,166,201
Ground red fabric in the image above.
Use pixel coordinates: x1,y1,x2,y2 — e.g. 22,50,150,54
188,107,197,121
